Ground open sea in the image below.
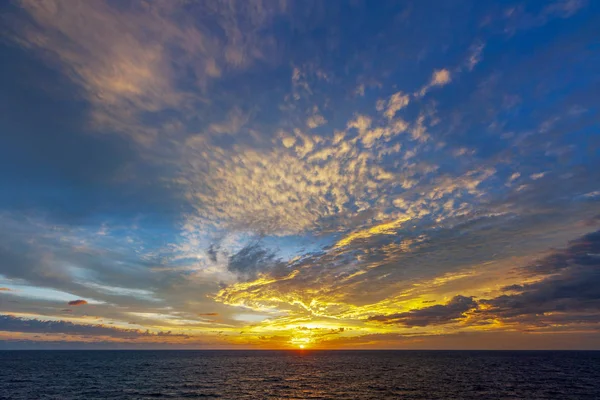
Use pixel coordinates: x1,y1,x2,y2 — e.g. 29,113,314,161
1,350,599,399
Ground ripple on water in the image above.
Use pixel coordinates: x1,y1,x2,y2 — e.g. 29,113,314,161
1,351,600,400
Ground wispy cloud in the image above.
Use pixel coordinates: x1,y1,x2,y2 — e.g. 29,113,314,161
7,0,287,144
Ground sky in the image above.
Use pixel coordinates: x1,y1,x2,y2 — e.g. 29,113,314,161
0,0,599,350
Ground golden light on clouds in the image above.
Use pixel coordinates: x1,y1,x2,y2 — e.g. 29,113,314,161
1,0,598,351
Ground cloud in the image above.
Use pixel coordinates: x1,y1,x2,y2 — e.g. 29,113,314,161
2,0,599,349
0,338,219,350
281,136,297,148
207,244,220,263
306,114,327,129
7,0,287,144
67,299,88,306
207,108,251,136
181,108,412,235
178,75,492,239
381,91,410,120
543,0,587,18
431,69,451,86
502,0,588,34
8,1,504,245
530,172,547,180
0,213,171,309
368,296,478,327
0,314,184,339
212,202,599,328
466,41,485,70
334,216,410,248
471,230,600,327
520,230,600,276
227,242,283,279
417,69,452,97
347,114,372,134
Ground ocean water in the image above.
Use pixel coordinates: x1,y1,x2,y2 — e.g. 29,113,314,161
1,351,599,399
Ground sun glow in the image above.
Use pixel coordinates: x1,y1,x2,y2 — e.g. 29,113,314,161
291,336,312,349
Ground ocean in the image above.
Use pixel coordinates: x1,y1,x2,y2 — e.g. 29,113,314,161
1,350,599,399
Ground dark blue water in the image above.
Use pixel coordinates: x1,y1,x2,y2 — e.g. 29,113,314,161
1,351,599,399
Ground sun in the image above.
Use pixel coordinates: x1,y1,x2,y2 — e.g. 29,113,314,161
299,345,305,349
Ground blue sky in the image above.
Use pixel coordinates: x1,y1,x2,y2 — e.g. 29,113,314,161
0,0,599,349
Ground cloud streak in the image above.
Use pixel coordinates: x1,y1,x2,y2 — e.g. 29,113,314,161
0,315,186,340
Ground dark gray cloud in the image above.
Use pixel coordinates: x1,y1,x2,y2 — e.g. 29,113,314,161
365,230,600,329
519,230,600,276
479,230,600,322
368,295,478,327
0,315,185,339
227,242,283,279
366,230,600,328
207,244,219,263
485,271,600,320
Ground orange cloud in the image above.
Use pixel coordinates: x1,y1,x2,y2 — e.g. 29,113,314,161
0,287,11,291
67,300,88,306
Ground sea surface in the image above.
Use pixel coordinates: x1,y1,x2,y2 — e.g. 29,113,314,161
1,350,599,399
